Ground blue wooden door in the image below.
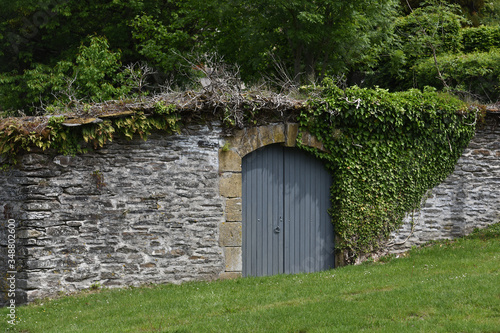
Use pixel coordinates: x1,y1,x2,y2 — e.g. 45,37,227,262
242,144,334,277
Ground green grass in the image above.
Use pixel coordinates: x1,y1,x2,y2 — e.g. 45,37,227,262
2,223,500,333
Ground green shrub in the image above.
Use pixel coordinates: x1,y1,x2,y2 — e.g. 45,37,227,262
367,2,464,91
0,36,134,115
394,5,463,57
412,49,500,102
462,25,500,53
479,0,500,26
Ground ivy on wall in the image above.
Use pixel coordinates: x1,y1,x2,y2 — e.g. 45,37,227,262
0,102,179,166
298,81,476,262
0,86,477,262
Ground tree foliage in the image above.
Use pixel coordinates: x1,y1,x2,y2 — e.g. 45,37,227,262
412,49,500,102
202,0,398,82
0,0,499,115
0,36,136,113
401,0,486,25
461,25,500,52
368,1,465,90
0,0,403,114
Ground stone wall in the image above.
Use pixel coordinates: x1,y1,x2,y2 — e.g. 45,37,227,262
388,114,500,253
1,115,499,306
0,124,225,305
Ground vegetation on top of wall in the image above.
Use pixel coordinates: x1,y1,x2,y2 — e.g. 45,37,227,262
299,82,477,262
0,68,306,167
364,2,500,102
0,77,480,260
0,102,181,167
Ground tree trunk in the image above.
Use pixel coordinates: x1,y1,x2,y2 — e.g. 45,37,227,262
294,44,303,83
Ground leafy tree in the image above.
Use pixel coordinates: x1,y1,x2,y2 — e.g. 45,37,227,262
0,0,194,73
412,49,500,102
2,0,495,114
462,25,500,52
401,0,485,25
129,10,198,78
0,36,133,114
0,0,202,113
368,1,465,91
480,0,500,25
199,0,399,83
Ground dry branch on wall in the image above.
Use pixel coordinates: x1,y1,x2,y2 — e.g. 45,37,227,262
0,53,308,133
0,88,307,136
486,102,500,113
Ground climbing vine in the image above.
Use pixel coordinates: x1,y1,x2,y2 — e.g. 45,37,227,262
0,102,179,166
0,83,478,263
298,81,476,262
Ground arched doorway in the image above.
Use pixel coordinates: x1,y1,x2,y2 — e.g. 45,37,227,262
242,144,334,277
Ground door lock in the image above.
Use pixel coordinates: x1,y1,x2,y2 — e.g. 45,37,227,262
274,226,281,233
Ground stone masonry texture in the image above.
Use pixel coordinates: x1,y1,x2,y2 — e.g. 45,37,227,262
388,114,500,253
0,124,225,305
0,116,499,306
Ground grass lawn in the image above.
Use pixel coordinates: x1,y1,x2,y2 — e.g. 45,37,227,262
2,223,499,332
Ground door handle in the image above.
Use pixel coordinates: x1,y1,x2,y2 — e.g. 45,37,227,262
274,216,282,233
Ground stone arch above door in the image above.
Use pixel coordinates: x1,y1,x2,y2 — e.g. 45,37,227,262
218,123,327,279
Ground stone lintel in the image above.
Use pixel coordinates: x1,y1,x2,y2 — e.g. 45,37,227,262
258,125,277,147
285,123,299,147
300,132,327,152
237,127,259,157
225,129,246,149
